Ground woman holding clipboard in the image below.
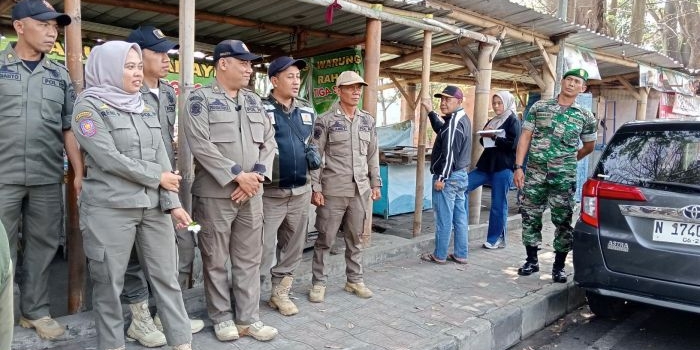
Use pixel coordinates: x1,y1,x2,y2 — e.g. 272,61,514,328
468,91,521,249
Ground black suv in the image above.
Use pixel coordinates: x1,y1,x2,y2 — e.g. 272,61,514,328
573,120,700,317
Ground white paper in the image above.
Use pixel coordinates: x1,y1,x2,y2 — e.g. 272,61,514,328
476,129,504,135
480,129,505,148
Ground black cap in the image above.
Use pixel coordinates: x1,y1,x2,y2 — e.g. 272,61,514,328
12,0,71,26
213,40,260,62
267,56,306,78
126,26,179,53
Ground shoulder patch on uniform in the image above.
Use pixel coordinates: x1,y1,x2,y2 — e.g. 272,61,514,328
314,124,324,139
74,111,92,122
189,101,203,116
78,118,97,137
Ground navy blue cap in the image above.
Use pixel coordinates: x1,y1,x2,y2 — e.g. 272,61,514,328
12,0,71,26
213,40,260,62
126,26,179,53
267,56,306,77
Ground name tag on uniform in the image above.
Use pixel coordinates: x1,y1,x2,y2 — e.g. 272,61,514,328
301,113,313,125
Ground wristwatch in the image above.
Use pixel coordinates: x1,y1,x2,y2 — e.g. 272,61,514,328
513,164,523,170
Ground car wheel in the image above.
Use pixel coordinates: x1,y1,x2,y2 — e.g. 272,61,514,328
586,291,629,319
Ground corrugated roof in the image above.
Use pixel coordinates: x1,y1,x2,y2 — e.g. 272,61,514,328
21,0,683,87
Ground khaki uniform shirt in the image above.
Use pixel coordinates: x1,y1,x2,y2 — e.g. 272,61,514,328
184,81,276,199
310,103,381,197
141,81,178,168
71,97,180,211
0,44,75,185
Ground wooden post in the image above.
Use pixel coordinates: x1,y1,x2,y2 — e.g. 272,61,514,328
178,0,196,287
542,54,556,99
362,5,381,246
403,83,417,122
64,0,85,315
468,43,494,225
412,27,432,237
636,87,649,121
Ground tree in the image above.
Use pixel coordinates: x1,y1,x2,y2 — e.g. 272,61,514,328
677,0,700,68
377,83,401,125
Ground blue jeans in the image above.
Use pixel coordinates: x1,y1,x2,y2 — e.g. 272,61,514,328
467,168,513,245
432,170,469,260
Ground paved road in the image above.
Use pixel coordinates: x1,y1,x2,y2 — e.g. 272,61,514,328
509,301,700,350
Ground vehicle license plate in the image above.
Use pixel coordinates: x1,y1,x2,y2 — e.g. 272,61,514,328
652,220,700,246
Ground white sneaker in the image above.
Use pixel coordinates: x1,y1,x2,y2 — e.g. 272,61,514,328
483,238,505,249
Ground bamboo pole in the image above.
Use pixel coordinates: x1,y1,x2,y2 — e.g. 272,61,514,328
362,6,381,247
542,54,556,98
178,0,196,288
468,43,494,225
293,0,442,32
64,0,85,314
413,28,433,237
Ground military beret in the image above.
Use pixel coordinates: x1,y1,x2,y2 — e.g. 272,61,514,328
563,68,589,82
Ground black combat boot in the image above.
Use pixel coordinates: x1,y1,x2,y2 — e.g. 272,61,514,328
517,246,540,276
552,251,568,283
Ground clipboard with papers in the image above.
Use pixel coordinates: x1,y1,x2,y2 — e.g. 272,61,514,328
478,129,505,148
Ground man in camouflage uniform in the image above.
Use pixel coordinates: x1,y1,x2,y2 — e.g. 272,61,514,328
513,68,598,283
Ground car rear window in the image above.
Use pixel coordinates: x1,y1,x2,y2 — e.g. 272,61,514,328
595,129,700,193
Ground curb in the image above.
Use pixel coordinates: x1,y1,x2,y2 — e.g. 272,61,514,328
427,280,585,350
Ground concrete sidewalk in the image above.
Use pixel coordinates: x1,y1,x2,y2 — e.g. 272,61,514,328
12,210,585,350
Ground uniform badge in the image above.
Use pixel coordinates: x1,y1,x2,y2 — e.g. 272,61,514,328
153,29,166,39
190,102,202,116
267,112,276,124
79,119,97,137
74,111,92,122
301,113,313,125
314,125,324,139
329,120,347,132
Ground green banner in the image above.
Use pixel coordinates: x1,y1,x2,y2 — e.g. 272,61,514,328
308,48,364,114
0,36,214,94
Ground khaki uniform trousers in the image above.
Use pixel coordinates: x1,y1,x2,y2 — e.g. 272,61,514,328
0,262,13,350
312,189,368,285
122,226,195,304
80,204,191,350
193,195,263,325
261,189,311,285
0,184,61,320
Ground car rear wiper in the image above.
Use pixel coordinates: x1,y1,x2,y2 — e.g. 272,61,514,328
643,180,700,193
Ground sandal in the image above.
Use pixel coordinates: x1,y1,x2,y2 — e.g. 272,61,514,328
447,253,468,265
420,253,446,265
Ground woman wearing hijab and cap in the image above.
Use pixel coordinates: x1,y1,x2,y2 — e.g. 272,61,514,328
467,91,521,249
71,41,192,350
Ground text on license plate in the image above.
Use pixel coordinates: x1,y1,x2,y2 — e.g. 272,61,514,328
653,220,700,246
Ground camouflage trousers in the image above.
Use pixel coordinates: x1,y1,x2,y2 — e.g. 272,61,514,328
519,161,576,253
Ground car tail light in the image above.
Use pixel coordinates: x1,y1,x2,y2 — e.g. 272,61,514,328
580,179,647,228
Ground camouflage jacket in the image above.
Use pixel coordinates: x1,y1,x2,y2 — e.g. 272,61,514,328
522,98,597,167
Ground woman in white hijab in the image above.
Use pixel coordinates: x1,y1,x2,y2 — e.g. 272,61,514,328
467,91,521,249
71,41,192,350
